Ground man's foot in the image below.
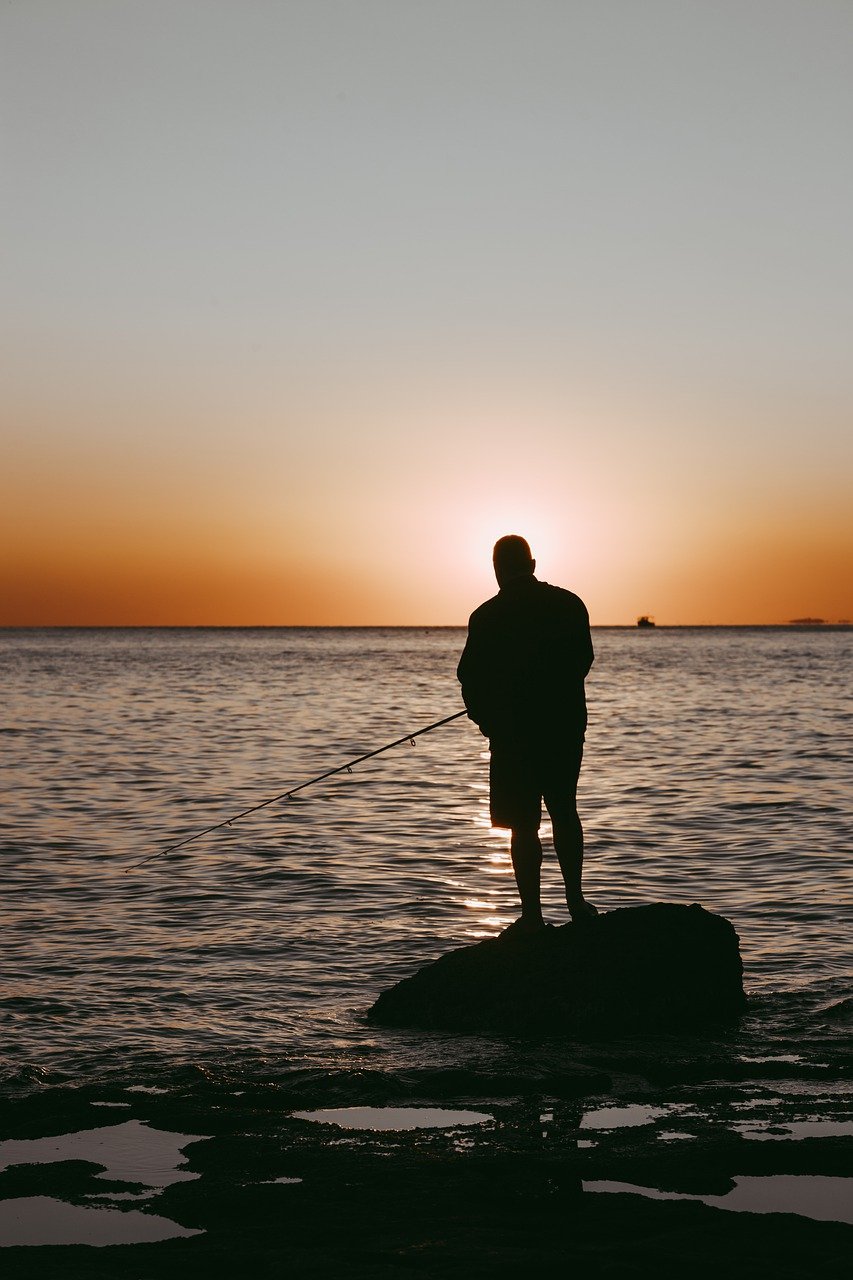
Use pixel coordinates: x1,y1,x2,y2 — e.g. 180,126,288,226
500,914,547,938
568,899,599,925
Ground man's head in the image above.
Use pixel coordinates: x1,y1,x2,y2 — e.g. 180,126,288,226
493,535,535,587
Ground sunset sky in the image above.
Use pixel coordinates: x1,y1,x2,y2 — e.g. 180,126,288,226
3,0,851,625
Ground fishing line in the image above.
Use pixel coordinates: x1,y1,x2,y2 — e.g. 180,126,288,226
129,709,468,871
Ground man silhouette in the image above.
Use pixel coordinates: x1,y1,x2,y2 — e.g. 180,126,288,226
457,535,597,930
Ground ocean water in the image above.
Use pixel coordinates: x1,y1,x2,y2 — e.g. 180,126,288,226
1,626,851,1267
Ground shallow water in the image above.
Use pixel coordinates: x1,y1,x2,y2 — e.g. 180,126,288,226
1,626,851,1258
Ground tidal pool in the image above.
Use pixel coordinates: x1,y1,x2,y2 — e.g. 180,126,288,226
0,1119,209,1188
733,1119,853,1140
580,1105,671,1130
292,1106,493,1131
0,1196,202,1247
0,1120,209,1248
583,1175,853,1225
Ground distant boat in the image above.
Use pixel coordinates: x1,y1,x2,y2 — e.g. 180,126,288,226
636,615,656,628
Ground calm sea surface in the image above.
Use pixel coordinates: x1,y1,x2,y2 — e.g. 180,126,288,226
1,627,851,1258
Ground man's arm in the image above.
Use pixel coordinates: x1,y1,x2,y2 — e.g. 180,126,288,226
457,614,494,737
554,591,594,681
579,601,594,678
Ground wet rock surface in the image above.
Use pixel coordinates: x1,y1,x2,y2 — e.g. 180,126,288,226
369,903,747,1035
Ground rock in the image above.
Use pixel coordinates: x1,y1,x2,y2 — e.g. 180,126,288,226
368,903,746,1035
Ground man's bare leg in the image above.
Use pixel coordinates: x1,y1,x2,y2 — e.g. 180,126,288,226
509,826,544,927
551,811,597,922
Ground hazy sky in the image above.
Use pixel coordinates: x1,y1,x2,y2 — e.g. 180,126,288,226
3,0,852,623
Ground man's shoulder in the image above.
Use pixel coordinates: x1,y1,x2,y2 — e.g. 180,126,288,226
536,580,589,617
468,579,588,625
468,593,502,626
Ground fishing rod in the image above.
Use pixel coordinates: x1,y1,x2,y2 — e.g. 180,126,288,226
129,708,468,871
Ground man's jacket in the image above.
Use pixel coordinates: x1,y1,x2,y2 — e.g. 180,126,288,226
457,575,594,745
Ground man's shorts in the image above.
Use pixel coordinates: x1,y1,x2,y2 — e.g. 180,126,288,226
489,736,584,831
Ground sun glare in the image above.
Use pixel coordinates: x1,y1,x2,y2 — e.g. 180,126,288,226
461,505,561,583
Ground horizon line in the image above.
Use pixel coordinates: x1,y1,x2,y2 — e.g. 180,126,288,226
1,622,850,631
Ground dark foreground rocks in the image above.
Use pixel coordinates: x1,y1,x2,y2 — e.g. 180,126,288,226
369,903,746,1035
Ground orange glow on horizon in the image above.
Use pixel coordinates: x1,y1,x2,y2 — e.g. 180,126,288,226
2,398,850,627
2,517,851,627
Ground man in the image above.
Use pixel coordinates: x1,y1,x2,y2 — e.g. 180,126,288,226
457,535,597,930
